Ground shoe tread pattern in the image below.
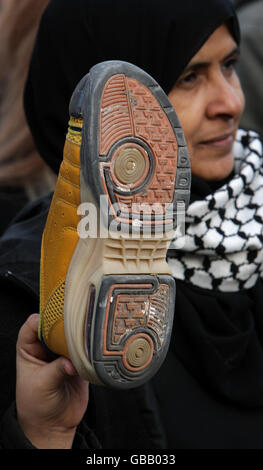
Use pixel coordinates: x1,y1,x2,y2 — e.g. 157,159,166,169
99,74,178,216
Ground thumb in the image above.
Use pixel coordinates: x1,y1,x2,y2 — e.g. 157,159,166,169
43,356,78,390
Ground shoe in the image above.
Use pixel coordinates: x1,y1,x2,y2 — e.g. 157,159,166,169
39,60,191,389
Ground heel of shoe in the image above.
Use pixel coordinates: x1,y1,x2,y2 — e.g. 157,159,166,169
89,274,175,388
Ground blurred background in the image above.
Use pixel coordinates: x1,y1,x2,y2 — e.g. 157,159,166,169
0,0,55,235
232,0,263,139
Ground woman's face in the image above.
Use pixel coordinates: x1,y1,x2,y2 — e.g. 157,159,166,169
168,24,245,181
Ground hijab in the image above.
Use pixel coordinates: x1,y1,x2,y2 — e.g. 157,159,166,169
24,0,239,174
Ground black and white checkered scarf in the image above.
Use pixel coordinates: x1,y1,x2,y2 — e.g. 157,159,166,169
168,129,263,292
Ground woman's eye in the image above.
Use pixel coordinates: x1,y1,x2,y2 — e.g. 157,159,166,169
223,57,238,73
178,72,197,86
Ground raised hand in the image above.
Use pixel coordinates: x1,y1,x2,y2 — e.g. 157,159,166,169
16,314,89,449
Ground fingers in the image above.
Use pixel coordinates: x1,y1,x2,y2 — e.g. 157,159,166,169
17,315,81,387
17,313,40,348
42,356,79,392
16,313,50,362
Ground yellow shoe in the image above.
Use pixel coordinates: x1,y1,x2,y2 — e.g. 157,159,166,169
39,61,191,388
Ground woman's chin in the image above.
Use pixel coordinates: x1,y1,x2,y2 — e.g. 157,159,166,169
191,150,234,181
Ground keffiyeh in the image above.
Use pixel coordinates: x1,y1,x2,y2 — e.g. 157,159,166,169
168,130,263,292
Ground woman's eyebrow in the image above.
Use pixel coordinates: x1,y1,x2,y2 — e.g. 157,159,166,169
184,46,240,72
222,46,240,62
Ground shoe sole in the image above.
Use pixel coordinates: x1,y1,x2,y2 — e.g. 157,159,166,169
64,61,191,388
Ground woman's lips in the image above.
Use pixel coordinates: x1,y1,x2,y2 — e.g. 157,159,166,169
199,134,234,149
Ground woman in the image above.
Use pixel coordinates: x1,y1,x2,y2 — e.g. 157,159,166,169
1,0,263,449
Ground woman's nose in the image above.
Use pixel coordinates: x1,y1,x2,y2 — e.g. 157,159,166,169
206,73,245,120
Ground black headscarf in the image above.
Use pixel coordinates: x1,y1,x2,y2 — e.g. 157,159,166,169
24,0,239,174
